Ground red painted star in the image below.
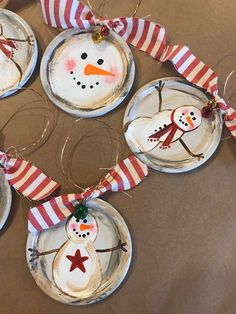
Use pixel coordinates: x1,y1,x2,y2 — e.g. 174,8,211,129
66,249,89,273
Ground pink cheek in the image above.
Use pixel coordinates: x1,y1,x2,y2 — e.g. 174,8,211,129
103,66,120,84
70,223,78,230
65,58,77,72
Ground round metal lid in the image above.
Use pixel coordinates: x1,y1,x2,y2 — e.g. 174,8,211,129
26,198,132,305
0,169,12,230
124,77,222,173
0,9,38,97
40,27,135,118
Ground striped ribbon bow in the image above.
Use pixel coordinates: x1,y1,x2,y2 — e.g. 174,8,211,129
0,151,59,200
40,0,236,139
28,155,148,232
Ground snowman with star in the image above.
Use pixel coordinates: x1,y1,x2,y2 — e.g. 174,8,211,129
29,204,127,299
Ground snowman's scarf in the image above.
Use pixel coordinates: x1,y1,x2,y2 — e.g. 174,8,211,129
40,0,236,139
0,38,16,58
0,151,59,200
28,155,148,232
148,122,179,148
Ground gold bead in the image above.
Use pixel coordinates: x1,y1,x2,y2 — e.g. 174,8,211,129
92,32,104,44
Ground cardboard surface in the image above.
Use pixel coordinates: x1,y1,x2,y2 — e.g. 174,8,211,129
0,1,236,313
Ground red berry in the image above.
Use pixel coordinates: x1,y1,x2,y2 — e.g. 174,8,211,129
100,26,110,36
201,106,213,118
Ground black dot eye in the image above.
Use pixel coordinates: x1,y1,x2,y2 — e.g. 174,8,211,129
97,59,104,65
83,219,87,223
190,112,194,116
76,218,80,222
81,53,87,60
87,232,90,235
193,117,196,120
182,113,185,115
73,228,76,231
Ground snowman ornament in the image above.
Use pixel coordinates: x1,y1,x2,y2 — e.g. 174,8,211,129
125,81,204,160
0,23,34,93
41,27,135,117
29,204,127,299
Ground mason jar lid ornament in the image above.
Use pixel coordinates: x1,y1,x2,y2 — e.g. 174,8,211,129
0,167,11,230
124,78,222,173
0,9,38,97
39,0,170,117
26,155,148,304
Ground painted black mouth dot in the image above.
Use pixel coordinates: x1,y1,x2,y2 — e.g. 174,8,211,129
185,123,188,126
82,85,86,89
159,127,162,130
77,81,81,85
96,82,99,85
73,229,76,231
163,124,167,128
76,232,79,234
79,234,81,237
87,232,90,235
82,234,86,238
73,77,76,80
90,85,93,89
179,119,182,122
70,71,73,74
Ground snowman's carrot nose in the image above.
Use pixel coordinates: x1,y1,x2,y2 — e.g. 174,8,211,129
80,224,94,231
84,64,115,76
186,115,194,127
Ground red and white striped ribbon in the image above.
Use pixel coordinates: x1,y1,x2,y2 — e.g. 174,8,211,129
39,0,236,139
28,155,148,232
0,152,59,201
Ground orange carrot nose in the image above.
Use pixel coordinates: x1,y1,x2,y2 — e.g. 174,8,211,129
80,224,94,231
84,64,115,76
186,115,194,127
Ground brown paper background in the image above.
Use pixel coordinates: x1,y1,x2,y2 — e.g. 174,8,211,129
0,1,236,313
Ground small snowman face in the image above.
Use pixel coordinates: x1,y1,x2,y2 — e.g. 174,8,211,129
173,106,202,132
50,33,124,109
66,214,98,243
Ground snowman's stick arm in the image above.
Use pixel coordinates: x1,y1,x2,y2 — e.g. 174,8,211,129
5,35,34,46
155,81,165,112
96,240,127,253
179,138,204,160
28,248,59,262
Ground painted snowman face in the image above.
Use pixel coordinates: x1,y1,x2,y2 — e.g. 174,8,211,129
66,214,98,243
49,33,124,109
173,106,202,132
